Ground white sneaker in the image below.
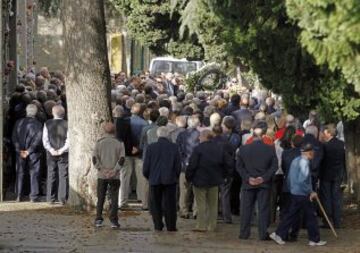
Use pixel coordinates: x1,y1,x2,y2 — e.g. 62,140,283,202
309,240,327,246
270,232,286,245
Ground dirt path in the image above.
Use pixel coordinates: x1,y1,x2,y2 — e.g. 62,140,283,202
0,202,360,253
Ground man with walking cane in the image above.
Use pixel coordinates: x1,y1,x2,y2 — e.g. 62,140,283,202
270,143,327,246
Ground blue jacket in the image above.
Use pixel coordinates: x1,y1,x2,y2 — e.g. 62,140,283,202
130,115,148,148
288,156,313,196
281,147,301,192
143,138,181,186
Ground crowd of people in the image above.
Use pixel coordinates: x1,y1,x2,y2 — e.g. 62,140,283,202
3,67,347,247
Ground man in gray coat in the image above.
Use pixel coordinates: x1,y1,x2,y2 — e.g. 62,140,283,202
93,122,125,229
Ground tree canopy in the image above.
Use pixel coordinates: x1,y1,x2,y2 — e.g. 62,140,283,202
286,0,360,94
111,0,204,60
170,0,360,121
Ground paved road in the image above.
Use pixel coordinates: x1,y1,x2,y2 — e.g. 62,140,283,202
0,202,359,253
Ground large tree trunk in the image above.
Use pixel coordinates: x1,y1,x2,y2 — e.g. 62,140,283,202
62,0,112,209
344,118,360,204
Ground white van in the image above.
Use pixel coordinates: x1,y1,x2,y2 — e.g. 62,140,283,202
149,57,204,76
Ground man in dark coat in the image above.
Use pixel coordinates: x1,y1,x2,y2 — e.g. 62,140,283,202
231,97,253,132
236,122,278,240
113,105,133,208
224,94,240,116
186,129,233,232
143,127,181,232
303,125,324,188
280,134,303,241
319,124,346,229
12,104,43,202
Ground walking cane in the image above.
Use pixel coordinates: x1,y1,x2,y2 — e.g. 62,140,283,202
315,196,338,238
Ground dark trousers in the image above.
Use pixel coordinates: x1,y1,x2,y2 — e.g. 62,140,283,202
240,188,271,240
270,175,283,223
220,178,233,223
230,172,241,215
279,192,301,239
276,194,320,242
319,180,342,228
15,153,41,200
96,178,120,222
46,153,69,203
150,184,177,231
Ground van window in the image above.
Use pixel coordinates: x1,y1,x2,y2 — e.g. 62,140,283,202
152,61,171,75
173,62,197,75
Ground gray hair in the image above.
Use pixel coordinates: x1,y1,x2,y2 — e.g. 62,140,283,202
113,105,124,118
159,107,169,118
286,114,295,126
185,93,194,101
305,125,319,138
203,105,216,118
187,115,200,128
52,105,65,119
209,113,221,128
26,104,38,117
157,126,170,138
125,97,135,109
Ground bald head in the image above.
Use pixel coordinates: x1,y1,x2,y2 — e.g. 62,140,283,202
52,105,65,119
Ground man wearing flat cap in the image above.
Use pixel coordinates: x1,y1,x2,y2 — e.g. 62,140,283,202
236,121,278,240
270,143,327,246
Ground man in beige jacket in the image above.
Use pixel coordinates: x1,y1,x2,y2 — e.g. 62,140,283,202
93,122,125,229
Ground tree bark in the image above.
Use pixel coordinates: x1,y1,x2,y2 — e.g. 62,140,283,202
0,0,3,202
62,0,112,209
344,118,360,204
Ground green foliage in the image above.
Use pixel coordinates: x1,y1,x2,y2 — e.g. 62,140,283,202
184,63,226,91
112,0,204,59
172,0,360,120
286,0,360,94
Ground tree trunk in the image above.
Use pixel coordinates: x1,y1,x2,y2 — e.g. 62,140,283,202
344,118,360,204
0,0,3,202
62,0,112,209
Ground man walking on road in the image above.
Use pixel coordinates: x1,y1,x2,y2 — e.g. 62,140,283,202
270,143,327,246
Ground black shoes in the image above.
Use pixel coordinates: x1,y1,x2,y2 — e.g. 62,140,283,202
95,220,104,228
